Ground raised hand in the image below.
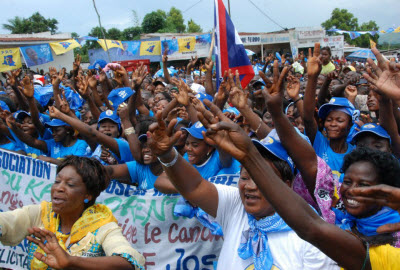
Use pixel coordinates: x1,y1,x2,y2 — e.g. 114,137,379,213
18,76,35,98
48,106,62,119
26,227,71,269
58,91,71,115
147,112,182,157
307,43,322,78
174,79,192,106
259,61,289,114
131,63,148,90
228,70,248,110
198,100,253,161
49,67,64,85
187,56,199,71
73,54,81,72
349,184,400,234
87,75,98,90
76,75,91,99
98,68,107,83
344,85,358,100
162,50,168,64
5,69,21,86
363,48,400,99
286,75,301,100
205,58,214,72
5,112,17,128
117,102,129,121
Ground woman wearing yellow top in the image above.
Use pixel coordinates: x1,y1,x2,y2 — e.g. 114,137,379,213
320,46,336,75
0,156,145,270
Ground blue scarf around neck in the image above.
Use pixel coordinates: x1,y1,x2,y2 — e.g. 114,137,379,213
333,206,400,236
238,212,292,270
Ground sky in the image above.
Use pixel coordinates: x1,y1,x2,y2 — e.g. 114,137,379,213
0,0,398,36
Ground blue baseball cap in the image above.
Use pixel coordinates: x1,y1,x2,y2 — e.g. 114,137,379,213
181,121,206,140
45,119,71,128
0,101,10,111
195,93,213,104
88,59,107,70
15,111,31,121
98,110,121,129
252,79,265,87
108,87,134,110
252,135,295,173
351,123,391,144
318,97,355,120
138,134,147,143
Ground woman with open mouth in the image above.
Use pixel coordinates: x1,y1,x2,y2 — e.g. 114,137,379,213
0,156,144,270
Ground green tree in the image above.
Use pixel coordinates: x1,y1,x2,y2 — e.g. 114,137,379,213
164,7,186,33
2,12,58,34
142,10,166,33
187,19,202,33
322,8,379,47
107,27,122,40
121,27,142,40
71,32,79,39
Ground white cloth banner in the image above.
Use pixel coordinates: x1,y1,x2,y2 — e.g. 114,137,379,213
0,149,231,269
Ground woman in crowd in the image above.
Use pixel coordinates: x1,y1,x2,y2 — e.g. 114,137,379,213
320,46,336,75
146,110,338,269
0,156,145,270
303,43,355,179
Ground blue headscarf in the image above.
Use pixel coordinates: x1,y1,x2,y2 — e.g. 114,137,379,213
238,213,292,270
333,207,400,236
173,197,223,236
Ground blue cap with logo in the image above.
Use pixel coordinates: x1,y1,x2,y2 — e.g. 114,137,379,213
195,93,213,104
98,110,121,129
181,121,207,140
351,123,391,144
15,111,51,125
251,129,310,173
45,119,71,128
318,97,355,120
108,87,134,110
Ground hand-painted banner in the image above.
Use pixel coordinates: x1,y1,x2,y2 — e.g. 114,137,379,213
49,39,81,55
0,48,22,72
0,149,227,269
161,34,212,61
20,44,54,67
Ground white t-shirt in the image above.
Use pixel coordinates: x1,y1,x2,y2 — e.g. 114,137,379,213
214,184,339,270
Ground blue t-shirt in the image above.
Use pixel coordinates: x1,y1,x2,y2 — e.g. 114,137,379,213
313,130,354,180
91,138,134,165
45,139,89,159
217,158,241,175
126,161,158,190
9,129,46,158
183,150,224,179
0,141,22,152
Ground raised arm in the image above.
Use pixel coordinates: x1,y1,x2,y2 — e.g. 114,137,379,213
49,107,121,158
363,48,400,105
76,75,101,121
6,69,29,111
303,43,322,144
262,61,318,198
117,103,142,162
230,70,271,139
204,58,215,96
131,63,150,117
19,76,46,136
199,100,369,270
6,114,48,153
147,112,218,217
162,51,171,84
378,95,400,157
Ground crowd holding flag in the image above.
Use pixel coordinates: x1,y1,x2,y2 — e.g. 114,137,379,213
214,0,254,90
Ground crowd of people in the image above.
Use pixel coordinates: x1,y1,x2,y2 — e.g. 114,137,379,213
0,42,400,269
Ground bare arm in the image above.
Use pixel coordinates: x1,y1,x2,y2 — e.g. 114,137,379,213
162,51,171,84
204,58,215,96
302,44,322,144
379,97,400,157
154,171,178,194
147,113,218,217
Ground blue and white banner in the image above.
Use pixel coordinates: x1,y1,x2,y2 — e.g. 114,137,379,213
20,44,54,67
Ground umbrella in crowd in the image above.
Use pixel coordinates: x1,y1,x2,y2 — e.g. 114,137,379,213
153,66,178,78
346,49,377,62
245,49,256,56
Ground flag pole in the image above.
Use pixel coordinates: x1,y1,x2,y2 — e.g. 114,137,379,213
92,0,111,63
209,28,215,59
228,0,231,16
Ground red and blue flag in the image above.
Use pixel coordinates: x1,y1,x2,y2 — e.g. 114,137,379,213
214,0,254,90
